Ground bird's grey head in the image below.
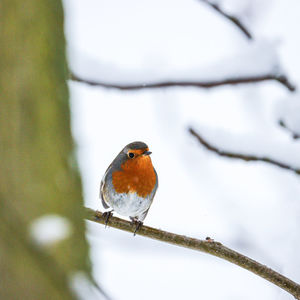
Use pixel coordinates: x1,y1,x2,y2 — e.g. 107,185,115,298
111,141,150,170
124,141,148,152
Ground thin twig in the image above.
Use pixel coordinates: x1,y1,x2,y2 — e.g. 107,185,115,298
198,0,252,39
85,208,300,300
279,120,300,140
70,73,296,92
189,127,300,175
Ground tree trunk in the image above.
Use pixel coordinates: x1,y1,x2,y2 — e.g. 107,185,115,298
0,1,90,299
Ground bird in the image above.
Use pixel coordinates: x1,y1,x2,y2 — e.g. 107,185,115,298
100,141,158,235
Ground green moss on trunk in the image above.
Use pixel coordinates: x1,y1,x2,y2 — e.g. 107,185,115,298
0,1,91,299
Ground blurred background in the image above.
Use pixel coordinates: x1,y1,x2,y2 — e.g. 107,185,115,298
64,0,300,299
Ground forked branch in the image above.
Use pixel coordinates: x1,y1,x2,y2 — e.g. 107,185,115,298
85,208,300,299
198,0,252,39
279,120,300,140
189,127,300,175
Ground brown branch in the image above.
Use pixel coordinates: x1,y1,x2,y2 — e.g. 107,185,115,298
189,127,300,175
85,208,300,299
279,120,300,140
198,0,252,39
70,73,296,92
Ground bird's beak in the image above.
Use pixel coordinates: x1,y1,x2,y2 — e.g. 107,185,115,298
143,150,152,156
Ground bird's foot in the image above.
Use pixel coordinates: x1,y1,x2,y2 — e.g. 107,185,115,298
130,217,143,236
102,210,113,227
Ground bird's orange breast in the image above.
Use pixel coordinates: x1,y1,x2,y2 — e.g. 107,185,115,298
112,155,156,198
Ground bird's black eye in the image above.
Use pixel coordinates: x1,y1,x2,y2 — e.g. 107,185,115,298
128,152,135,158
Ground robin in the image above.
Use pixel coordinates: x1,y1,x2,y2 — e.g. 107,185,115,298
100,141,158,234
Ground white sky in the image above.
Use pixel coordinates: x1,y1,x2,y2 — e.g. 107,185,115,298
63,0,300,299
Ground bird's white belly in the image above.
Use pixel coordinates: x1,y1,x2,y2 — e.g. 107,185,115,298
109,191,151,218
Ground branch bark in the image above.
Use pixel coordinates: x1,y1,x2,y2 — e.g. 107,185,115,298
189,127,300,175
70,72,296,92
85,208,300,300
198,0,252,39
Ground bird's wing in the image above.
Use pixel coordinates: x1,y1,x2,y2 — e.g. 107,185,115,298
99,165,111,209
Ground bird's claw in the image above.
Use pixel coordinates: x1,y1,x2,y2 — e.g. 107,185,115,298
130,218,143,236
102,210,113,227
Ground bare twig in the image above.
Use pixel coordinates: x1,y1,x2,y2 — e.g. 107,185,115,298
189,127,300,175
198,0,252,39
279,120,300,140
70,73,296,92
85,208,300,299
